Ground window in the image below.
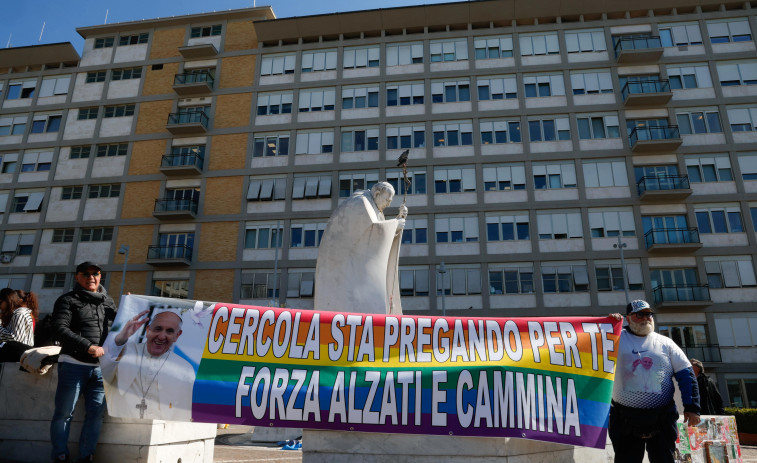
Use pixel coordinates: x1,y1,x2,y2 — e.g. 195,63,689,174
726,379,757,408
93,37,114,49
431,80,470,103
43,273,66,289
704,257,757,288
386,82,424,107
0,154,17,174
0,116,27,136
738,155,757,180
386,124,425,149
169,145,205,165
85,71,106,83
542,264,589,293
728,107,757,132
642,215,690,243
153,280,189,299
253,134,289,157
240,272,279,299
118,33,149,46
1,233,34,255
61,186,83,200
676,110,722,134
477,76,517,100
706,19,752,44
339,172,379,197
399,267,430,297
433,121,473,147
537,211,583,239
386,169,426,196
156,233,194,260
343,46,380,68
589,209,635,237
301,49,337,73
88,184,121,199
519,32,560,56
659,22,704,47
386,42,423,66
695,205,743,233
489,265,534,294
290,222,327,248
565,29,607,53
435,216,479,243
80,227,114,242
77,108,99,120
111,67,143,81
400,218,428,244
292,175,332,199
260,54,296,76
190,25,222,37
341,127,379,152
20,152,52,172
528,117,570,141
717,61,757,86
437,266,482,296
667,64,712,89
95,143,128,157
595,262,644,291
342,86,379,109
570,70,613,95
70,146,91,160
532,162,577,189
247,177,286,201
298,88,336,112
430,39,468,62
244,223,283,249
583,159,629,188
480,120,521,144
103,104,135,118
11,192,44,213
30,114,62,134
257,92,293,115
685,155,732,182
5,80,36,99
52,229,74,243
486,213,529,241
295,130,334,154
434,167,476,194
474,36,514,59
482,164,526,191
577,114,620,140
39,76,70,97
286,270,315,298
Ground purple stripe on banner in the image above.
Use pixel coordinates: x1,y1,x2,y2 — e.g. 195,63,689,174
192,403,608,449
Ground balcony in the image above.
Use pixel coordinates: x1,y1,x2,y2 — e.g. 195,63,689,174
622,79,672,106
146,245,192,266
153,198,199,220
680,344,722,363
160,153,203,176
178,43,218,59
644,228,702,254
651,284,711,309
166,111,208,135
173,71,214,96
637,175,692,201
614,35,663,63
629,126,682,153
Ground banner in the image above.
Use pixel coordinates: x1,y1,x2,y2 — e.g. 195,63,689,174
103,295,621,449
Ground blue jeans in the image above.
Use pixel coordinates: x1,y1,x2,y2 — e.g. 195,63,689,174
50,362,106,460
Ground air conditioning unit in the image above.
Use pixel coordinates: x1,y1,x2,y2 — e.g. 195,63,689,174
0,254,14,264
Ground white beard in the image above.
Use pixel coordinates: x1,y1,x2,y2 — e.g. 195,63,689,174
629,316,654,336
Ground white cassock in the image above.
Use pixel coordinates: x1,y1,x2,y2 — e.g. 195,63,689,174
314,189,403,315
101,336,195,421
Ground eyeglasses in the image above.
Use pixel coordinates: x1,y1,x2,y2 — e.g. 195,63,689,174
79,271,101,278
632,312,653,319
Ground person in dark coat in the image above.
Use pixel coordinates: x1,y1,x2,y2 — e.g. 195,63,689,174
690,358,725,415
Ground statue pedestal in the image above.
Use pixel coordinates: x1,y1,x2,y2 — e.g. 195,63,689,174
303,430,611,462
0,364,216,462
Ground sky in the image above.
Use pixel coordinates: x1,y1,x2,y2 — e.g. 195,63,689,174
1,0,465,52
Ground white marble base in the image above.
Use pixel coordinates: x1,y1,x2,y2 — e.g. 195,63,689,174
250,426,303,442
0,363,216,462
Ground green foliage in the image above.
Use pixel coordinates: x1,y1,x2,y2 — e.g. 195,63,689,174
724,408,757,434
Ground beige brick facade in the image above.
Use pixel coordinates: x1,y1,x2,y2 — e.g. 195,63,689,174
214,93,251,129
194,269,235,303
141,61,180,96
136,100,174,134
198,222,238,262
108,271,151,306
204,176,243,215
149,28,185,60
128,139,166,175
225,20,258,51
209,133,248,171
114,225,156,265
121,181,161,219
219,55,255,89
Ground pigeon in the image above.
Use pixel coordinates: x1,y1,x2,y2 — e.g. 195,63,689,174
396,149,409,167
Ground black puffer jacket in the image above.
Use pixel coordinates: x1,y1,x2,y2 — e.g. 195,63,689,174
51,284,116,364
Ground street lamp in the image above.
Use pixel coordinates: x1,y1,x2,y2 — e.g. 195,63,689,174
437,262,447,317
613,235,629,304
118,244,129,297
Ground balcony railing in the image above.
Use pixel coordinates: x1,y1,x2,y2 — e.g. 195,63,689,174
629,125,682,152
147,245,193,264
166,111,209,135
652,284,710,305
154,198,198,214
621,79,672,105
637,175,690,195
644,228,700,248
680,344,722,363
174,71,214,86
160,152,204,175
614,35,663,62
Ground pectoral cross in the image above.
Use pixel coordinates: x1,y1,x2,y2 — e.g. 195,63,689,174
136,399,147,419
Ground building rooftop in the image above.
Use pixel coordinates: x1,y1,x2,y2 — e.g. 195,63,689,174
0,42,80,68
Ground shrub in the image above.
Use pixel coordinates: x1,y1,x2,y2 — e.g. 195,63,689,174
724,408,757,434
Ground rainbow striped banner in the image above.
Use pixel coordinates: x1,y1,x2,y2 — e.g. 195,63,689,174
192,304,621,449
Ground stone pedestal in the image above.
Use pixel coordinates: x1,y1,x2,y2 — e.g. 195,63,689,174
0,363,216,463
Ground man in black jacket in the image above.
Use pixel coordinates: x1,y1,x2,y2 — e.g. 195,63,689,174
690,358,725,415
50,262,116,463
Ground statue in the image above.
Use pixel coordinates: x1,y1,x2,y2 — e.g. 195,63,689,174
314,182,408,315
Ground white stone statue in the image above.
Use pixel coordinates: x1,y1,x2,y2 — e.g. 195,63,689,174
314,182,408,315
